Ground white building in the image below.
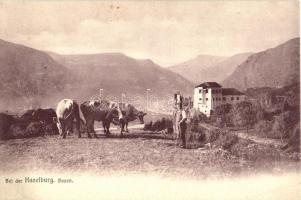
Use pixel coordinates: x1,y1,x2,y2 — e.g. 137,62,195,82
193,82,246,116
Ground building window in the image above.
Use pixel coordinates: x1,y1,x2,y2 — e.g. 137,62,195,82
231,97,234,101
206,98,208,101
223,97,226,101
205,89,208,93
213,98,215,101
199,89,202,93
199,98,202,100
237,97,239,100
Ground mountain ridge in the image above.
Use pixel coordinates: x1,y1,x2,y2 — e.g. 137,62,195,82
48,52,194,97
168,55,227,83
222,38,300,90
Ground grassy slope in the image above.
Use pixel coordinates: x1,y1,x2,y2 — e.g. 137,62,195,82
0,129,299,179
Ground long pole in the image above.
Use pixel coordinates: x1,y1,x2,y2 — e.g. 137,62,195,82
99,88,104,100
121,93,125,103
146,89,151,111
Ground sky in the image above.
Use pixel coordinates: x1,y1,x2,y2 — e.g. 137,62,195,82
0,0,299,66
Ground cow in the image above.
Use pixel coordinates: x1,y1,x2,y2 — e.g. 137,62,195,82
80,100,122,138
118,103,147,137
55,99,81,139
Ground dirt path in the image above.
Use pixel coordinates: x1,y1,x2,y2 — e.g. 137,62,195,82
231,130,284,148
199,123,284,148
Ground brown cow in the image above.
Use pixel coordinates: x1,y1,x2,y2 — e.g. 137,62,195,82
80,100,121,138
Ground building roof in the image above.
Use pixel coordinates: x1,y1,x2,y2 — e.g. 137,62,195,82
222,88,244,96
195,82,222,88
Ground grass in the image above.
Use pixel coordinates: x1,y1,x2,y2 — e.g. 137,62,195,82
0,128,299,179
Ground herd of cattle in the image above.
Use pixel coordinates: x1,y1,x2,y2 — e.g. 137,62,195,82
0,99,147,140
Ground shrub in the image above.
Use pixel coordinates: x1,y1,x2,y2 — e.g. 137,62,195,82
189,108,207,122
254,120,273,138
214,133,239,150
283,123,300,152
25,122,44,137
144,121,153,131
231,101,257,131
185,128,206,149
208,129,221,143
211,104,233,127
0,113,18,140
270,111,300,140
143,118,173,132
177,109,207,149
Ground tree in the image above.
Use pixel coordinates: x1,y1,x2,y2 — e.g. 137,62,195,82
211,104,233,127
271,115,286,141
232,101,257,132
271,111,300,141
255,120,273,138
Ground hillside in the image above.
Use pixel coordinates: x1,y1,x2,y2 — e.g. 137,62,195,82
49,52,194,98
168,55,227,83
223,38,300,90
0,39,193,111
195,53,253,84
0,39,72,99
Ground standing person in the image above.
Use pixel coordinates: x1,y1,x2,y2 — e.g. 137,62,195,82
173,92,188,148
178,106,188,148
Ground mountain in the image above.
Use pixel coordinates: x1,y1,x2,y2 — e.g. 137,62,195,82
0,39,71,99
49,52,194,98
222,38,300,90
193,53,253,84
0,39,193,110
168,55,227,83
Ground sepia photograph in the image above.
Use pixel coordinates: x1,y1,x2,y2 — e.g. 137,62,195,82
0,0,300,199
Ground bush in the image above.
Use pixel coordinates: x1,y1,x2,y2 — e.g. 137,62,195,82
144,121,153,131
283,123,300,152
254,120,273,138
215,104,233,115
189,108,207,122
210,101,264,129
270,111,299,140
180,109,207,149
0,113,17,140
185,128,206,149
25,122,44,137
214,133,239,150
231,101,257,131
211,104,233,127
143,118,173,133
